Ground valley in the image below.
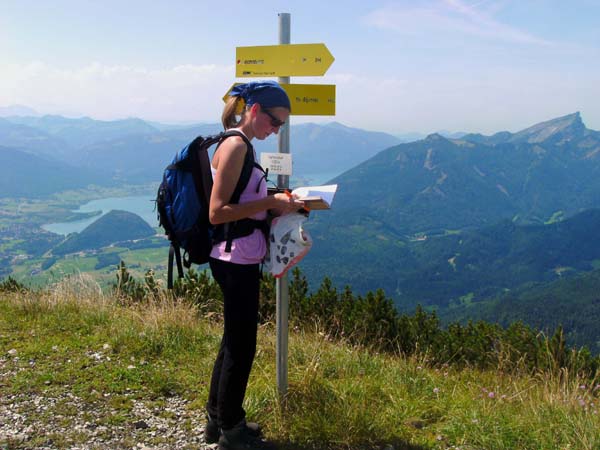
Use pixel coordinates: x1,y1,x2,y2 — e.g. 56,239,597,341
3,111,600,353
0,184,167,286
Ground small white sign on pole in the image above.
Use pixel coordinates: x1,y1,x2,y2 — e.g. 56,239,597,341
260,152,293,176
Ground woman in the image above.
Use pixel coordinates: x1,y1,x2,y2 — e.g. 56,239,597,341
205,81,304,450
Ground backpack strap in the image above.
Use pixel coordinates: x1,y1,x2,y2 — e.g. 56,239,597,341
212,130,269,252
167,243,184,289
223,158,269,252
223,130,256,204
187,135,222,211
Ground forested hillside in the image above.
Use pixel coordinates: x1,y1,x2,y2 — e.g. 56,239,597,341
442,268,600,353
303,113,600,295
52,210,156,255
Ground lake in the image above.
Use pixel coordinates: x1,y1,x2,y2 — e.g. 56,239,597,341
42,172,340,236
42,195,158,236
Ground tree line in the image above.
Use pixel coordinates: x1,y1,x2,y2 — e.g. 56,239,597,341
3,262,598,378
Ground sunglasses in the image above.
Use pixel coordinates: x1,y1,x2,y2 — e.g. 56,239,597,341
262,109,286,127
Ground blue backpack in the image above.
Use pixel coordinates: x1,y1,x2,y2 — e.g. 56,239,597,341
156,130,268,288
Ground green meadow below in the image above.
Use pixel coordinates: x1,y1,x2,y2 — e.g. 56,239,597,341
1,273,600,450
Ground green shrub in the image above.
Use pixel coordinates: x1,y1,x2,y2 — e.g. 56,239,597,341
108,264,600,378
0,276,29,293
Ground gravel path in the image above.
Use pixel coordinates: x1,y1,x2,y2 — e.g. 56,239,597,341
0,354,217,449
0,391,217,449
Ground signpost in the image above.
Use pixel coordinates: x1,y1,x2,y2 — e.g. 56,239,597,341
236,43,334,77
276,14,292,397
229,13,335,398
224,83,335,116
285,84,335,115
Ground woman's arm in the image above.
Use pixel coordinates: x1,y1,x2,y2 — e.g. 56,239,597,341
209,136,303,225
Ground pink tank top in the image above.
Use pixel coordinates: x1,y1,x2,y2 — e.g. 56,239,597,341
210,133,268,264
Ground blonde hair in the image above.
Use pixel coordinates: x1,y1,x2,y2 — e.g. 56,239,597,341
221,96,247,130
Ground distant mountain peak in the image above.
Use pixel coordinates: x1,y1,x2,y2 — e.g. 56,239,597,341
0,104,40,117
425,133,448,142
325,121,351,130
511,112,585,144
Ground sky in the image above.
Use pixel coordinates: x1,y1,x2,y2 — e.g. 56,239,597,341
1,0,599,135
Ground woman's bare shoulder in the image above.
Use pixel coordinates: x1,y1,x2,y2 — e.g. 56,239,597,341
214,135,247,167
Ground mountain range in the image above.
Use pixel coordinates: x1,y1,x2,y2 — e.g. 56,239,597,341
0,144,109,197
327,112,598,233
0,105,39,117
302,112,600,297
4,108,600,351
5,115,157,149
0,113,402,193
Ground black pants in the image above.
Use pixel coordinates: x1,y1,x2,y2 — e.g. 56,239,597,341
207,257,260,430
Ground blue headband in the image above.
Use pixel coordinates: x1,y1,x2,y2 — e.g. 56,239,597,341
230,81,291,111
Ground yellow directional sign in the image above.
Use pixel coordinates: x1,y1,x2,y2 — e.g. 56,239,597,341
223,83,335,116
236,43,334,77
284,84,335,115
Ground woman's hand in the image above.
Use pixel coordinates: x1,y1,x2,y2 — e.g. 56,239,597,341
271,192,305,215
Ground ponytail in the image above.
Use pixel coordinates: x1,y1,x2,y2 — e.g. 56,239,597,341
221,96,245,130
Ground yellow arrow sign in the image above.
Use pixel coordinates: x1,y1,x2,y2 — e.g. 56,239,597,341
223,83,335,116
285,84,335,115
236,43,334,77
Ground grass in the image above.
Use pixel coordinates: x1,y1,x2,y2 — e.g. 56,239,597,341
1,275,600,449
10,245,171,291
120,247,169,268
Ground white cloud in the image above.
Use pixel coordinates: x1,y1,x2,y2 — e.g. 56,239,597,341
2,60,599,136
325,66,600,134
364,0,551,46
0,62,233,122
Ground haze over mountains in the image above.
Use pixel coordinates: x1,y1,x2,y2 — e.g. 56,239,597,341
318,112,599,235
0,145,108,197
0,112,402,192
302,113,600,298
3,108,600,351
0,105,39,117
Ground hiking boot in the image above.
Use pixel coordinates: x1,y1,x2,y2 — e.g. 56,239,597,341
218,420,272,450
204,415,262,445
204,414,220,444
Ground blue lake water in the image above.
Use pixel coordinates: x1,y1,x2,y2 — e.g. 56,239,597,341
42,172,340,236
42,196,158,236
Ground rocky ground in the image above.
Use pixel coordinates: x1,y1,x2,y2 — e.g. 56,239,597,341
0,353,217,450
0,393,217,450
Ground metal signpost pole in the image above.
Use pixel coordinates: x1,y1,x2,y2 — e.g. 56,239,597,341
276,12,291,397
233,12,334,398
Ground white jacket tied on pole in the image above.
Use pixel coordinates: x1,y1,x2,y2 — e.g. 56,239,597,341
265,212,312,278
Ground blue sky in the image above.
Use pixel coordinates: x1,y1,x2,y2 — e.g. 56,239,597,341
1,0,599,134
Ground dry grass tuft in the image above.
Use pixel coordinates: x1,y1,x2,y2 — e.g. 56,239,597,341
127,291,201,333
